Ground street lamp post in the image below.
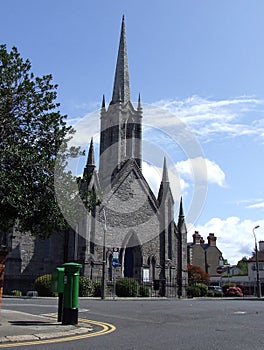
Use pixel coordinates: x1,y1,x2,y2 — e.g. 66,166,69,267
101,207,107,300
252,225,261,298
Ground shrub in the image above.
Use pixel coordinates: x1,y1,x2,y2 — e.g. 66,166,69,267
187,283,208,297
187,285,201,297
225,286,243,297
139,284,151,297
116,278,139,297
34,274,53,296
195,283,208,297
79,276,94,297
92,280,102,297
207,289,214,297
222,283,236,296
10,290,22,296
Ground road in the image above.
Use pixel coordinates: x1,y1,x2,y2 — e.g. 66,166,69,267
2,297,264,350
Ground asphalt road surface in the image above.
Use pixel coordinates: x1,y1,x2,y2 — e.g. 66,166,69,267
3,297,264,350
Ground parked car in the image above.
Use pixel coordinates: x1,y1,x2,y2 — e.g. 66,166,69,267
208,286,222,292
208,285,223,296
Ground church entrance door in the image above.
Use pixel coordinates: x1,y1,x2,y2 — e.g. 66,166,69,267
124,243,142,280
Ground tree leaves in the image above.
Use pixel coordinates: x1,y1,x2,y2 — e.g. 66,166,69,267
0,45,75,236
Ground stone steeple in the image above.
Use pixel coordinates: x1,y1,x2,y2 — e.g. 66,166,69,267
101,94,106,109
176,196,188,298
162,157,169,183
178,197,186,227
158,157,171,204
83,137,95,178
99,16,142,188
111,15,130,105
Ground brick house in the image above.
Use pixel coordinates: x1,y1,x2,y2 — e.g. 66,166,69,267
247,240,264,294
187,231,223,277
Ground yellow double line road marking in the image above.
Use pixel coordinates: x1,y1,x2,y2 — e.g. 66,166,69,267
0,315,116,348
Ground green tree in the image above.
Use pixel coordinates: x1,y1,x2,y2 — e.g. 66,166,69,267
237,257,248,275
0,45,76,237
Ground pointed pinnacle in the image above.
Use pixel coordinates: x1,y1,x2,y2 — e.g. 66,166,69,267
162,157,169,183
101,95,105,109
179,196,184,217
137,93,142,110
87,137,95,166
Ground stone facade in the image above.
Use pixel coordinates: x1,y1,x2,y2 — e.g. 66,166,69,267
4,230,65,293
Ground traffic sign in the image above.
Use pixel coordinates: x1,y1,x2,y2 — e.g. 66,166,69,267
216,266,223,274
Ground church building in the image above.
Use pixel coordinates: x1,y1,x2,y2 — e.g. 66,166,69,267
4,17,188,297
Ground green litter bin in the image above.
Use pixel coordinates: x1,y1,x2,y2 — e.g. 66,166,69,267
62,262,82,325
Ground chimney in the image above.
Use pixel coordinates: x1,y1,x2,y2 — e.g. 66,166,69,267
193,231,202,245
259,241,264,252
207,233,217,246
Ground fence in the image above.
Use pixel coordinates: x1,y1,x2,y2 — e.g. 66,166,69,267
105,278,183,298
4,272,187,299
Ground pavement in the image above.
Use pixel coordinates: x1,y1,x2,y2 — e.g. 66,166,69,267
0,309,94,345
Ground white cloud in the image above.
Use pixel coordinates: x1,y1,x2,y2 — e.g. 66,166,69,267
142,161,162,196
175,157,226,187
142,161,188,198
153,96,264,141
67,96,264,144
204,159,226,187
247,202,264,210
194,217,264,265
235,198,264,211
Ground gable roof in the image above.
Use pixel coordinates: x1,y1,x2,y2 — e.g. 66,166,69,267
103,158,159,212
248,250,264,262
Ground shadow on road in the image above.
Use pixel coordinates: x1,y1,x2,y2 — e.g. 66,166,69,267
9,321,58,326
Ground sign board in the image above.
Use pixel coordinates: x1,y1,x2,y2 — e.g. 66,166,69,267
113,247,119,260
112,259,119,268
143,268,150,282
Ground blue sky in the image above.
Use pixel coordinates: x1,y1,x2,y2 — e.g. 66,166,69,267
2,0,264,264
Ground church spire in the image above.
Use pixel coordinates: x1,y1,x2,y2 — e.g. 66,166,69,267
179,196,184,217
177,197,187,234
83,137,95,178
87,137,95,166
157,157,171,204
162,157,169,183
111,15,131,105
101,94,105,109
137,93,142,111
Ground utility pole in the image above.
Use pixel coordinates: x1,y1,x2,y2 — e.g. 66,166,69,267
253,225,261,298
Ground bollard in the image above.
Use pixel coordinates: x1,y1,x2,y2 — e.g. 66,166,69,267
62,262,82,325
